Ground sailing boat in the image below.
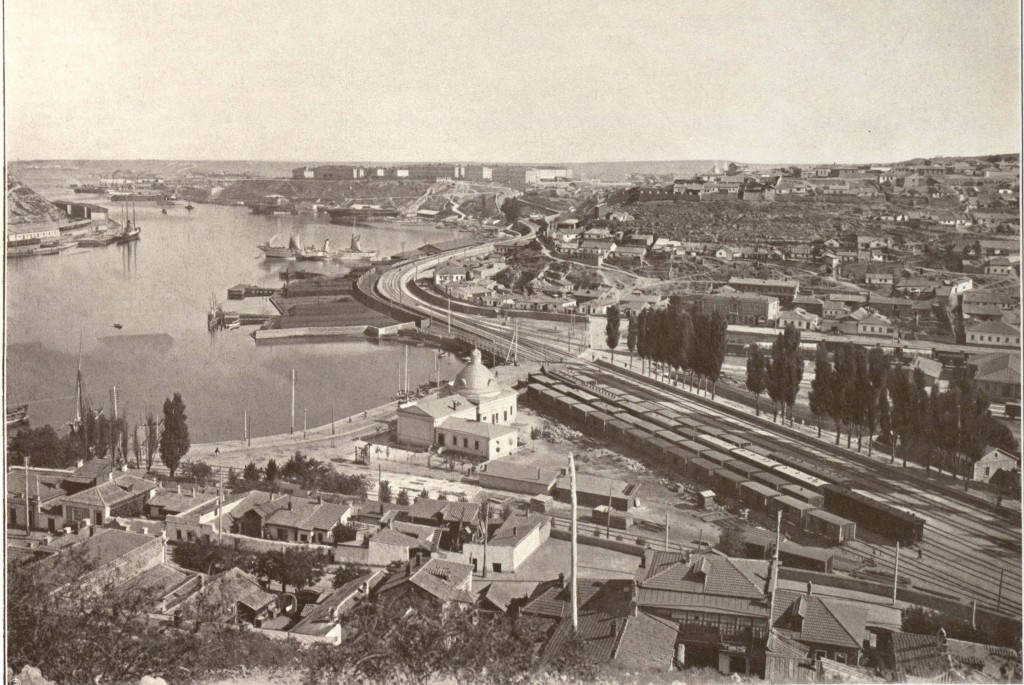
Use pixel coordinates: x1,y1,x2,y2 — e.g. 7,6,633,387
185,203,195,212
395,345,412,400
116,202,142,243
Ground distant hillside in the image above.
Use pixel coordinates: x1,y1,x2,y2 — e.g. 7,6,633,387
216,179,434,207
6,178,67,226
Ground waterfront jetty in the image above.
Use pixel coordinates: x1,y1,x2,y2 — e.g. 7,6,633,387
227,284,278,300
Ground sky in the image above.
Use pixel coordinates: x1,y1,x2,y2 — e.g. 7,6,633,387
4,0,1021,164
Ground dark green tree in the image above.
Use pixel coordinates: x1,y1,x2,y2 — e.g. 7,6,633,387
159,393,190,478
808,342,832,438
745,345,768,417
242,461,261,482
605,304,621,364
626,312,638,369
378,479,393,503
396,488,410,506
263,458,279,482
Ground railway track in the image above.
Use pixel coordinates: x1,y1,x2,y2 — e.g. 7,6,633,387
372,234,1022,618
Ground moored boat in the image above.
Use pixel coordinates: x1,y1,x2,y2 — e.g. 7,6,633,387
259,234,300,260
327,204,399,223
249,194,297,215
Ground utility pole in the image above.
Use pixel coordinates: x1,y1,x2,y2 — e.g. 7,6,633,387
892,541,900,606
290,369,296,434
331,404,335,435
247,414,251,447
217,473,224,544
482,500,489,578
303,408,307,439
569,452,579,635
447,297,451,334
24,456,31,534
244,410,248,444
768,510,781,627
997,568,1004,611
665,510,669,550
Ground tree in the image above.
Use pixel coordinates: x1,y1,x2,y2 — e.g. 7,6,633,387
160,393,191,478
7,425,76,469
181,461,214,485
808,342,832,438
242,461,261,482
626,312,638,369
717,528,748,557
830,344,856,445
263,458,279,482
745,345,768,417
279,548,327,592
852,346,871,450
865,347,890,457
636,308,650,374
781,324,803,425
378,479,393,504
419,487,430,500
605,304,621,364
144,413,158,470
396,489,410,506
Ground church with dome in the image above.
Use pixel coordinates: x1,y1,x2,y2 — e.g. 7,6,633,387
396,348,519,460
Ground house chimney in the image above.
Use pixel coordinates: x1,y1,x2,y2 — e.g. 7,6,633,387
141,526,149,535
108,471,114,482
287,500,293,510
806,581,813,597
558,572,566,588
317,494,323,505
189,486,195,497
415,552,422,566
177,484,181,494
120,463,128,473
76,459,84,468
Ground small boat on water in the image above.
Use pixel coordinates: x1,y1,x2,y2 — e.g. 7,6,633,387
298,238,330,262
6,404,29,428
327,204,399,223
186,203,195,212
114,202,141,243
259,234,300,260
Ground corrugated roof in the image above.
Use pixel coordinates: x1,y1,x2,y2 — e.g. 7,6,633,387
966,320,1019,336
613,611,679,671
479,460,561,485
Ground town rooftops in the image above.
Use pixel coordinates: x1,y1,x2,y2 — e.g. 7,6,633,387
147,486,219,513
7,469,66,503
909,356,945,379
371,528,429,550
36,528,158,587
438,416,518,440
190,567,275,615
487,513,548,547
434,262,468,276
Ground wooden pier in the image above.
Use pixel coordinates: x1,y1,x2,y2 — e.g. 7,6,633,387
227,284,278,300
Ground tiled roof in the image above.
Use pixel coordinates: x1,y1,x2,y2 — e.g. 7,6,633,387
910,356,944,378
264,500,350,532
7,470,66,502
773,591,867,650
971,352,1021,384
119,562,190,598
199,567,275,613
148,487,219,513
541,612,624,665
521,578,628,619
487,514,548,547
478,582,525,613
66,458,114,483
391,521,443,551
290,571,381,636
62,475,157,508
371,528,425,549
635,551,767,600
409,558,475,603
613,611,679,671
967,320,1019,336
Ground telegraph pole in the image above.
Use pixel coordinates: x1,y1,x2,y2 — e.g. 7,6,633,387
569,452,579,634
243,410,248,444
331,404,335,435
290,370,296,434
24,456,31,534
303,408,307,439
892,541,900,606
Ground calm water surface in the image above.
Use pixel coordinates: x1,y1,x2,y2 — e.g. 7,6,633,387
6,169,468,441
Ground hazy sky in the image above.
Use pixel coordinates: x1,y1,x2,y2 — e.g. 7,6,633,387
5,1,1021,163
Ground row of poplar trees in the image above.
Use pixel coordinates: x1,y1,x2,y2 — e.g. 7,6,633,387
744,324,805,425
605,299,729,397
802,340,1015,486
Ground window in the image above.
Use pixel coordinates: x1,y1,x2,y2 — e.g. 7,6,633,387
300,534,308,542
503,410,508,421
451,435,456,446
835,653,847,664
437,433,444,446
985,467,991,477
815,650,826,661
493,563,502,572
463,438,468,448
474,440,480,451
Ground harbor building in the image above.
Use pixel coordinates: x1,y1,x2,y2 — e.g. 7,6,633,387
397,349,519,459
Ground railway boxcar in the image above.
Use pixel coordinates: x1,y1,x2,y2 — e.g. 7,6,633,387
738,481,780,510
731,448,783,473
687,457,719,483
771,465,829,492
771,495,817,526
725,461,762,480
741,529,834,574
804,509,857,544
779,484,825,508
820,484,924,544
718,432,752,448
712,468,747,496
669,446,694,476
752,471,789,492
701,449,735,468
587,411,614,432
695,434,736,454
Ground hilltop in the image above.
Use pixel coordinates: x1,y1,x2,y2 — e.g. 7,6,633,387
6,177,68,226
